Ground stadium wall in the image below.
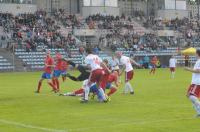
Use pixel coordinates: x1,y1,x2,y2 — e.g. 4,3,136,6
157,9,189,19
81,6,120,17
0,3,37,15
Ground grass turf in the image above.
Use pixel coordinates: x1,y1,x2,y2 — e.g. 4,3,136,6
0,68,199,132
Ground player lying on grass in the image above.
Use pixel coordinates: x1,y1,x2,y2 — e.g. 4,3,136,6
185,49,200,117
60,71,119,101
36,50,58,93
59,80,105,102
115,51,140,95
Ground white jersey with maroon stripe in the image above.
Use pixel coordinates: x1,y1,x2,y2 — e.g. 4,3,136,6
192,59,200,85
84,54,102,71
120,56,133,72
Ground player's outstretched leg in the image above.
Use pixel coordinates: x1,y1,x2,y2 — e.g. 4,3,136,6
47,79,58,92
107,87,117,96
189,95,200,117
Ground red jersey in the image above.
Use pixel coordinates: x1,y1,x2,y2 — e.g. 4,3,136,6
44,56,54,73
151,57,157,65
61,60,68,71
107,73,118,83
100,69,110,89
54,53,63,70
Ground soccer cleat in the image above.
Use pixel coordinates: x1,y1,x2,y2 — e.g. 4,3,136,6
35,91,40,93
130,91,134,95
65,73,71,77
195,114,200,118
80,98,88,103
59,93,65,96
90,94,95,100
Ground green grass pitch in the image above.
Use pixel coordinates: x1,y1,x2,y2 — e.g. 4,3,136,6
0,68,199,132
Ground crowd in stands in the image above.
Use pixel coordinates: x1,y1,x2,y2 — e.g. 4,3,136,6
144,17,200,47
0,10,78,53
1,10,197,54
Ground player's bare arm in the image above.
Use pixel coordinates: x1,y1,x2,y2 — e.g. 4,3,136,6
130,59,141,67
100,62,111,73
184,67,200,73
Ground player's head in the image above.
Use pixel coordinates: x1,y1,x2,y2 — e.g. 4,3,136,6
103,59,108,66
196,49,200,58
45,50,51,57
85,48,92,55
115,51,122,59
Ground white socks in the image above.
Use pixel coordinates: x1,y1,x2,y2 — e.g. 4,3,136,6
171,72,175,78
189,95,200,115
98,88,106,100
124,82,134,93
84,85,90,100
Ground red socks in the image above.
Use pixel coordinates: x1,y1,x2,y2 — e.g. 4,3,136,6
107,87,117,96
48,82,57,91
62,76,66,82
74,88,84,94
37,81,42,92
55,78,60,91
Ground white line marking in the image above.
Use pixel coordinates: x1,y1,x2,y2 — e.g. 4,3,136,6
0,119,67,132
69,117,194,132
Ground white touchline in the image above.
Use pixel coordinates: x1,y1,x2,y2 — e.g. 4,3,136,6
69,117,194,132
0,119,67,132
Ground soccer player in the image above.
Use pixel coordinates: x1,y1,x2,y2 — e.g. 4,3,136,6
61,59,90,82
169,56,177,78
61,60,68,82
150,56,158,75
110,55,120,73
105,71,119,97
116,51,140,95
185,49,200,117
36,51,57,93
52,51,63,91
82,48,110,103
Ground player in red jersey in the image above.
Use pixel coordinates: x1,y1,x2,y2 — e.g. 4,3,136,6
106,71,119,97
61,60,68,82
52,51,63,91
150,56,158,75
36,51,57,93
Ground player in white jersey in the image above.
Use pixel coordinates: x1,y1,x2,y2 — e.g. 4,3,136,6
185,49,200,117
169,56,177,78
81,48,110,103
110,55,121,82
116,51,140,95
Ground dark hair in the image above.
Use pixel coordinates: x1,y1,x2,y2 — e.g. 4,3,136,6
196,49,200,57
85,48,92,54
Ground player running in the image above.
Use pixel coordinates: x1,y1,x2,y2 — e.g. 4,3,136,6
185,49,200,117
52,51,63,91
36,51,57,93
61,60,68,82
169,56,177,78
116,51,140,95
81,48,110,103
150,56,158,75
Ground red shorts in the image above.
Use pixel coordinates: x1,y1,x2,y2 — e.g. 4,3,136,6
170,67,175,72
89,69,105,84
187,84,200,98
125,70,134,82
